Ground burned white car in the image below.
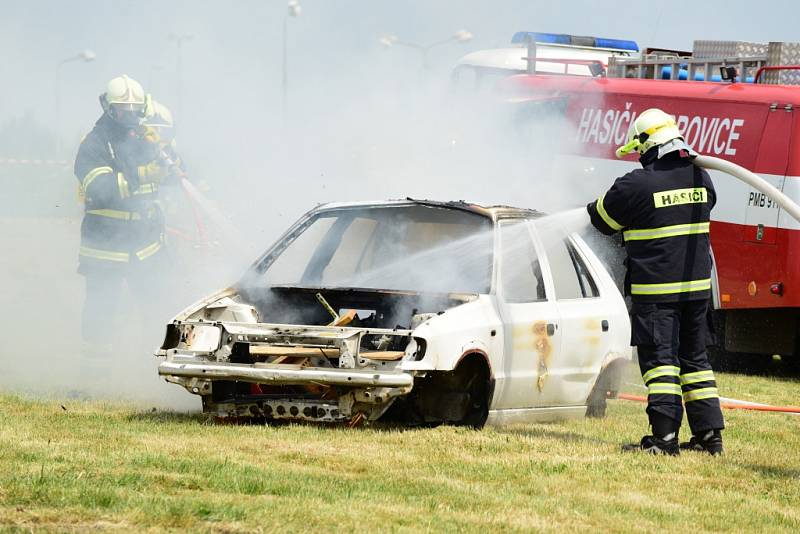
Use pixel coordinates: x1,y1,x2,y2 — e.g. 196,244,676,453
157,200,631,426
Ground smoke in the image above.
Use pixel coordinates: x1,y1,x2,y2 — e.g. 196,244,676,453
0,1,631,409
341,228,494,295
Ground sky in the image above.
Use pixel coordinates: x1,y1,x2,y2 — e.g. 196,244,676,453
1,0,797,151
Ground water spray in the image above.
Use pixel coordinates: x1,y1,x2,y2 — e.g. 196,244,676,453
180,177,250,254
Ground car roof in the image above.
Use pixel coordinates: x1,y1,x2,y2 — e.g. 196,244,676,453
312,198,545,221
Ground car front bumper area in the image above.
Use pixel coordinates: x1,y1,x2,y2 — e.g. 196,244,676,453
158,359,414,388
158,355,415,423
156,321,421,422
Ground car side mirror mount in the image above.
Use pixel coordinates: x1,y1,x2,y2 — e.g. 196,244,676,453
589,61,606,77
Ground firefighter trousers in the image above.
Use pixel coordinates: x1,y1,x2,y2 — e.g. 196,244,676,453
631,299,725,435
80,251,170,348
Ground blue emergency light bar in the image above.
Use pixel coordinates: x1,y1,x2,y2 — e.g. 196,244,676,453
511,31,639,52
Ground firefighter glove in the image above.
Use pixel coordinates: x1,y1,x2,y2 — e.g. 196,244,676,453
142,125,161,144
137,161,170,183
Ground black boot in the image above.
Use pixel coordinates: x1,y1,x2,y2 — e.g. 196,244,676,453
622,433,679,455
680,430,723,455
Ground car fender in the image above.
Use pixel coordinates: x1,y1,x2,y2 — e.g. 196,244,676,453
459,340,491,368
172,287,238,322
401,295,502,372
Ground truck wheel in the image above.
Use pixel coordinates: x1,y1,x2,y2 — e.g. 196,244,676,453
707,310,768,373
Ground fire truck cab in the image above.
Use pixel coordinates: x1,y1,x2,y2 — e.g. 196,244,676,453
484,37,800,362
451,31,639,94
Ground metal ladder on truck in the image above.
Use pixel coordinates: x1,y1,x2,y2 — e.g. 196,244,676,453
606,40,800,85
608,53,767,82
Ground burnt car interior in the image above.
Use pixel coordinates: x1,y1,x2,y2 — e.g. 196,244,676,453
239,203,494,327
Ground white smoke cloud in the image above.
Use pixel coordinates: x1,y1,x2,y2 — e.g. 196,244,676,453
0,0,661,407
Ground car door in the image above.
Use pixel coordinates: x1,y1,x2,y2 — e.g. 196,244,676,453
493,219,561,409
535,233,615,407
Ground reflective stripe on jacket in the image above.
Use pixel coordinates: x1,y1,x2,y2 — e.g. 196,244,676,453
74,115,164,268
587,153,716,303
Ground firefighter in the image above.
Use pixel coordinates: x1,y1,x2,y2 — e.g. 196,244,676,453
74,75,173,351
586,108,724,455
143,99,184,175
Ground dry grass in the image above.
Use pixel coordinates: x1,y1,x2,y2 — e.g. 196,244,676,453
1,370,799,532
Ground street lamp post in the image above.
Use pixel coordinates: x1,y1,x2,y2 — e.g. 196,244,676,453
283,0,302,129
169,33,194,125
379,30,473,71
55,49,95,158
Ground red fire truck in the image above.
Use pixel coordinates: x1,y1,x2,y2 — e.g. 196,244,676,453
471,35,800,361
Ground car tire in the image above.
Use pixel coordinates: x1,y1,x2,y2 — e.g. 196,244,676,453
585,357,626,418
388,353,491,428
452,354,491,429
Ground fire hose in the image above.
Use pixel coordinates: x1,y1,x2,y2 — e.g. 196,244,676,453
668,156,800,414
694,155,800,224
163,178,208,246
158,146,247,255
617,393,800,414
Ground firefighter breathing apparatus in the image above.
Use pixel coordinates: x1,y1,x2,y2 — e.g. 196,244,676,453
100,74,148,128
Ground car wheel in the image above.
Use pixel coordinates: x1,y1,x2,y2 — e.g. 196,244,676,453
389,353,491,428
457,354,491,428
585,357,626,418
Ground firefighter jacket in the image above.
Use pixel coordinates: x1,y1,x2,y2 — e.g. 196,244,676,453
587,152,716,303
74,114,165,272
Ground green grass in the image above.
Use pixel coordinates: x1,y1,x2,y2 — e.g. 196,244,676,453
1,371,799,532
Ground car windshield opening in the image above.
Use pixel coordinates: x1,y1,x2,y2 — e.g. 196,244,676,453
260,205,493,294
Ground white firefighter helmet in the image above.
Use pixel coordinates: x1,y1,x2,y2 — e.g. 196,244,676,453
615,108,684,158
145,100,174,128
101,74,147,127
144,100,175,143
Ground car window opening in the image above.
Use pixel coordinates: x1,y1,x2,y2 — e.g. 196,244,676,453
568,242,600,298
238,205,491,330
260,205,493,294
499,220,547,302
550,239,600,300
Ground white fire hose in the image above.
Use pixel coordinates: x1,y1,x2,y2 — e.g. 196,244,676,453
694,155,800,224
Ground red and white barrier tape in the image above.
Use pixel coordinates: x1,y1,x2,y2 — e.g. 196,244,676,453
0,158,71,166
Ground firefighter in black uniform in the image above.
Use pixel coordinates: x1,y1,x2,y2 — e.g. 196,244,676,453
587,108,724,455
75,75,173,351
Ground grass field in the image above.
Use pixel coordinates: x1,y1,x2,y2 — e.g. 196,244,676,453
1,370,799,532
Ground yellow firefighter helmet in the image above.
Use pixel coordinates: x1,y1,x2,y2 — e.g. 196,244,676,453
616,108,684,158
